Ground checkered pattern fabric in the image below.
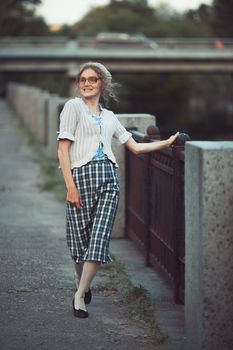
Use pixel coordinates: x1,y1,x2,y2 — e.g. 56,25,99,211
66,159,120,264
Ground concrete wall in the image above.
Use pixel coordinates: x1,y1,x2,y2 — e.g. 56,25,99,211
6,82,156,238
185,141,233,350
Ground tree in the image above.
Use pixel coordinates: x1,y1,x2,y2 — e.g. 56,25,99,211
73,0,209,38
185,4,213,37
211,0,233,37
74,0,156,36
0,0,48,36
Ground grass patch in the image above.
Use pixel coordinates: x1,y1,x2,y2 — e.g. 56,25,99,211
95,257,168,346
18,120,66,201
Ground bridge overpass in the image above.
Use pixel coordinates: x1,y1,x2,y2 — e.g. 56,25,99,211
1,46,233,78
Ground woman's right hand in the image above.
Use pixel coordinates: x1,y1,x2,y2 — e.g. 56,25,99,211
67,187,83,209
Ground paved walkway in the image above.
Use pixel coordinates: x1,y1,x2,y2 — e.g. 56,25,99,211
0,100,185,350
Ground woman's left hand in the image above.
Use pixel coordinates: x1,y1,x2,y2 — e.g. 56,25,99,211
166,132,180,146
125,131,180,154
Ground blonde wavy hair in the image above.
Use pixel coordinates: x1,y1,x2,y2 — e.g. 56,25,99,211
76,62,119,106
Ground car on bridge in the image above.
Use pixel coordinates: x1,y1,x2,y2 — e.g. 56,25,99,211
95,32,159,49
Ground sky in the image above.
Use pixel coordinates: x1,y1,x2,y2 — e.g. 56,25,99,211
36,0,213,25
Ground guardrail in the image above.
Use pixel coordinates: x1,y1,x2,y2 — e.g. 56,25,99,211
0,36,233,49
125,126,190,303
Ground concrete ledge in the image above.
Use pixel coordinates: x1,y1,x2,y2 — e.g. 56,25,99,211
185,141,233,350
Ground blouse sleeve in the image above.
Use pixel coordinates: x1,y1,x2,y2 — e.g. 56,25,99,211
113,115,132,144
57,100,79,141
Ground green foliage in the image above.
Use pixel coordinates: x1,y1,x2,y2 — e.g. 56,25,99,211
19,120,66,201
0,0,48,36
73,0,211,38
211,0,233,37
33,74,70,97
76,1,155,36
185,1,233,37
1,72,70,98
110,72,191,135
105,71,233,140
95,258,168,345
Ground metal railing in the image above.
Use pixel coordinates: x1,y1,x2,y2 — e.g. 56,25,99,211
1,36,233,50
125,126,190,303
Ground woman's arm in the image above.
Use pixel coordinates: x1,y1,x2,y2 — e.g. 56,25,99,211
125,132,179,155
57,140,83,208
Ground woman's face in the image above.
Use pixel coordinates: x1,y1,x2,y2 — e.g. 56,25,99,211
78,68,103,100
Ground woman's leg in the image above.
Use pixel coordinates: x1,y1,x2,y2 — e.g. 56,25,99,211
74,261,100,311
73,261,83,289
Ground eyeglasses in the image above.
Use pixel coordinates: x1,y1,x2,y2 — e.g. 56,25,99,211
79,76,101,85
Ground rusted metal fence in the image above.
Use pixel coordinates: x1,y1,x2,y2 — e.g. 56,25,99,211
125,126,190,303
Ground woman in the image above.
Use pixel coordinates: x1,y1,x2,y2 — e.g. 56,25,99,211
57,62,179,318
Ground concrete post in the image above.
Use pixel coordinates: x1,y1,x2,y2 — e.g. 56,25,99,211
185,141,233,350
30,87,40,135
112,113,156,238
45,95,60,159
37,91,50,145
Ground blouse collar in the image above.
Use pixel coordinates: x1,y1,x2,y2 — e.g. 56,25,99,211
80,98,103,116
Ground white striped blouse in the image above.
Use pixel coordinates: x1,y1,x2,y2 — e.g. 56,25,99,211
57,97,132,169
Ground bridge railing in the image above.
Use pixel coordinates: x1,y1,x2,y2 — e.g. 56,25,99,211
125,126,190,303
1,36,233,50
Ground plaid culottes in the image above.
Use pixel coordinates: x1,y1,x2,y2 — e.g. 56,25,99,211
66,159,120,264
